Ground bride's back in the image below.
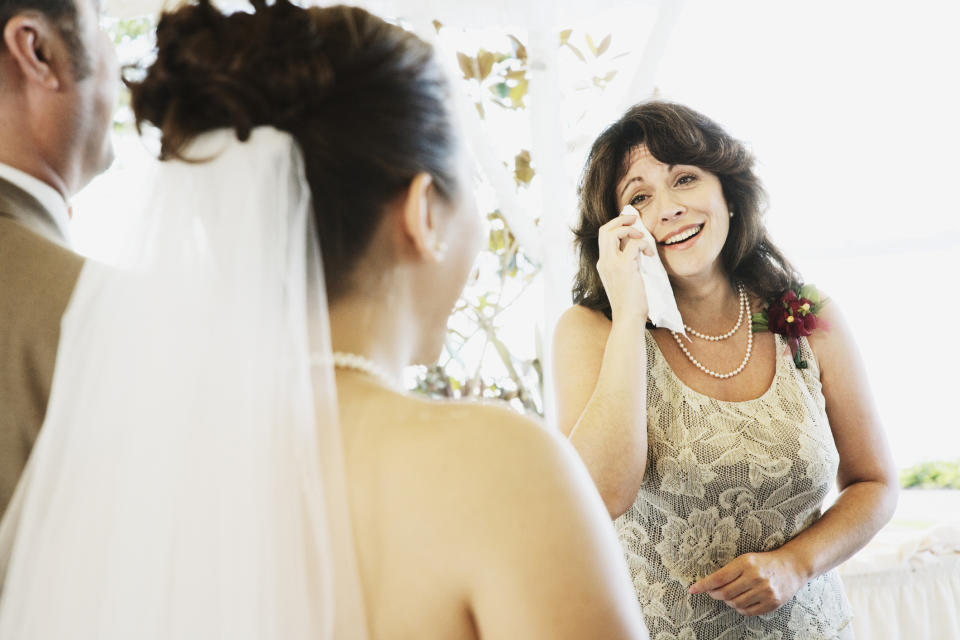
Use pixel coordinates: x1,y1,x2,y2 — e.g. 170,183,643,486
338,380,642,639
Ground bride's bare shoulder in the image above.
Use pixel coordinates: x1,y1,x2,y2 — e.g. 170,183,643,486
399,394,563,458
344,388,598,520
359,393,587,502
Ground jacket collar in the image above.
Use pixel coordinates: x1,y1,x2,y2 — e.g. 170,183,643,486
0,170,71,247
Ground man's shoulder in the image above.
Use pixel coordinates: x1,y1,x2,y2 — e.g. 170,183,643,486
0,215,84,266
0,217,84,305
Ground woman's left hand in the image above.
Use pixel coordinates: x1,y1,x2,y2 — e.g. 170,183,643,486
687,550,808,616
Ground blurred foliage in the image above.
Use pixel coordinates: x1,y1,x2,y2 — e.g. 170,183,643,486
106,16,156,132
899,460,960,490
109,16,155,44
412,27,622,415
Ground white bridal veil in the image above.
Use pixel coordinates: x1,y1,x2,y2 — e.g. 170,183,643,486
0,128,369,639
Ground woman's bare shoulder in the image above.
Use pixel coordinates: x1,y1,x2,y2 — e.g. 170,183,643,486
350,393,644,638
554,304,613,353
392,395,564,461
803,291,849,368
391,396,644,637
556,304,612,333
379,394,592,504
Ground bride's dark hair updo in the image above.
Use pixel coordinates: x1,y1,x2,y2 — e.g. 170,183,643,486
129,0,459,299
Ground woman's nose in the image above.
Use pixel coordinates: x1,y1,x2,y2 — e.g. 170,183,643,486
658,199,685,222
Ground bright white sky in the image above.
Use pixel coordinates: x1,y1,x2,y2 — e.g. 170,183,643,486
77,0,960,466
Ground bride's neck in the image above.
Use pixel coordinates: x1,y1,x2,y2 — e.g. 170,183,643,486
328,291,416,383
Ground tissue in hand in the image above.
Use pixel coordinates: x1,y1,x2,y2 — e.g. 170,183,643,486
621,205,686,336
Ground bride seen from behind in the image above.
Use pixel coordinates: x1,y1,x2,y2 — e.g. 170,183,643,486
0,2,647,639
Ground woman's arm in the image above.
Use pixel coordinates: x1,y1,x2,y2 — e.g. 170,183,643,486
552,212,654,518
553,307,648,518
777,298,898,575
690,298,898,615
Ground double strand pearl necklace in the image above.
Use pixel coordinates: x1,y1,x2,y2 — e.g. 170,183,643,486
669,285,753,380
683,286,748,341
326,351,400,391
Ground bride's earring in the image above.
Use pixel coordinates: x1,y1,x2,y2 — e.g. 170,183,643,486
729,209,735,218
433,240,449,260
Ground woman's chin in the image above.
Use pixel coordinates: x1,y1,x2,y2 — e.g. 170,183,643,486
661,252,724,281
664,262,708,280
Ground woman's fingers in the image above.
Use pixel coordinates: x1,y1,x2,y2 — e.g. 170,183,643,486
708,575,755,603
727,585,762,610
602,222,655,258
594,212,653,320
599,212,638,230
609,227,646,251
599,214,640,256
618,236,654,260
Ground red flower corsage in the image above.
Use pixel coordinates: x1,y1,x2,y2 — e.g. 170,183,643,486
751,284,824,369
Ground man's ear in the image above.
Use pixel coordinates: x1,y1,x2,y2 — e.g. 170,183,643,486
400,172,447,262
3,14,66,91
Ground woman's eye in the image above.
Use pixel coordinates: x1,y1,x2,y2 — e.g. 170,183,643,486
676,174,697,186
630,193,648,206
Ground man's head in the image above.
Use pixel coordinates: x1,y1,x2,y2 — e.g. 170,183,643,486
0,0,117,197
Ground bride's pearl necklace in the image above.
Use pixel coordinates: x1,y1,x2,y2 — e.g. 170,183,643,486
329,352,400,390
669,286,753,379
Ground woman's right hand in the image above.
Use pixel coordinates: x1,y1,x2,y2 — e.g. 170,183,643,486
596,212,654,322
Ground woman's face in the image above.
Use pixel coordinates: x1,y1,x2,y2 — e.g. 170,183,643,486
615,144,730,281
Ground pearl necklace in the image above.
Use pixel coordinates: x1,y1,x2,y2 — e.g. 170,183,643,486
324,351,401,390
683,285,748,341
669,288,753,379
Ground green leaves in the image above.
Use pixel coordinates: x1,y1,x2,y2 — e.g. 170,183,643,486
586,33,612,57
561,29,614,61
899,460,960,489
457,40,529,112
798,283,822,309
456,52,475,80
750,312,769,333
560,29,586,61
513,150,535,186
507,34,527,61
592,70,617,89
457,51,496,81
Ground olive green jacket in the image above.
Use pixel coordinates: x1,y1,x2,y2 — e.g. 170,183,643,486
0,176,83,516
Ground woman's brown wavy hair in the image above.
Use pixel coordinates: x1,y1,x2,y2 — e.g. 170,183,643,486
128,0,458,300
572,101,798,319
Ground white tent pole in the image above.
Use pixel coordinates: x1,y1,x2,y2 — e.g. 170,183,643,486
527,18,571,427
619,0,685,106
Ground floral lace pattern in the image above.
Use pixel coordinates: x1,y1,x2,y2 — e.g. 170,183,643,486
616,333,854,639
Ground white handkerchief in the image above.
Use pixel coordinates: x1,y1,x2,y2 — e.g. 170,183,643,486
621,205,686,336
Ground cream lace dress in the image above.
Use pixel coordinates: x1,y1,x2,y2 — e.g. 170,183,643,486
615,332,854,639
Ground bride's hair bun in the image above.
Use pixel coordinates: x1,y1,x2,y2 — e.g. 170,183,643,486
131,0,334,153
130,1,459,299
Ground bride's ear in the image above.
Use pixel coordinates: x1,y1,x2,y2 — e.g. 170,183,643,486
399,172,447,262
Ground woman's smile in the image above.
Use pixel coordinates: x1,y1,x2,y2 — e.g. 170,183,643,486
659,223,705,250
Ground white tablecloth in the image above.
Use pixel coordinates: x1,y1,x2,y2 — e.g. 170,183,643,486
839,524,960,640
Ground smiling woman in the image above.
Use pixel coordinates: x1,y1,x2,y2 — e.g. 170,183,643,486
552,100,899,639
573,102,796,321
